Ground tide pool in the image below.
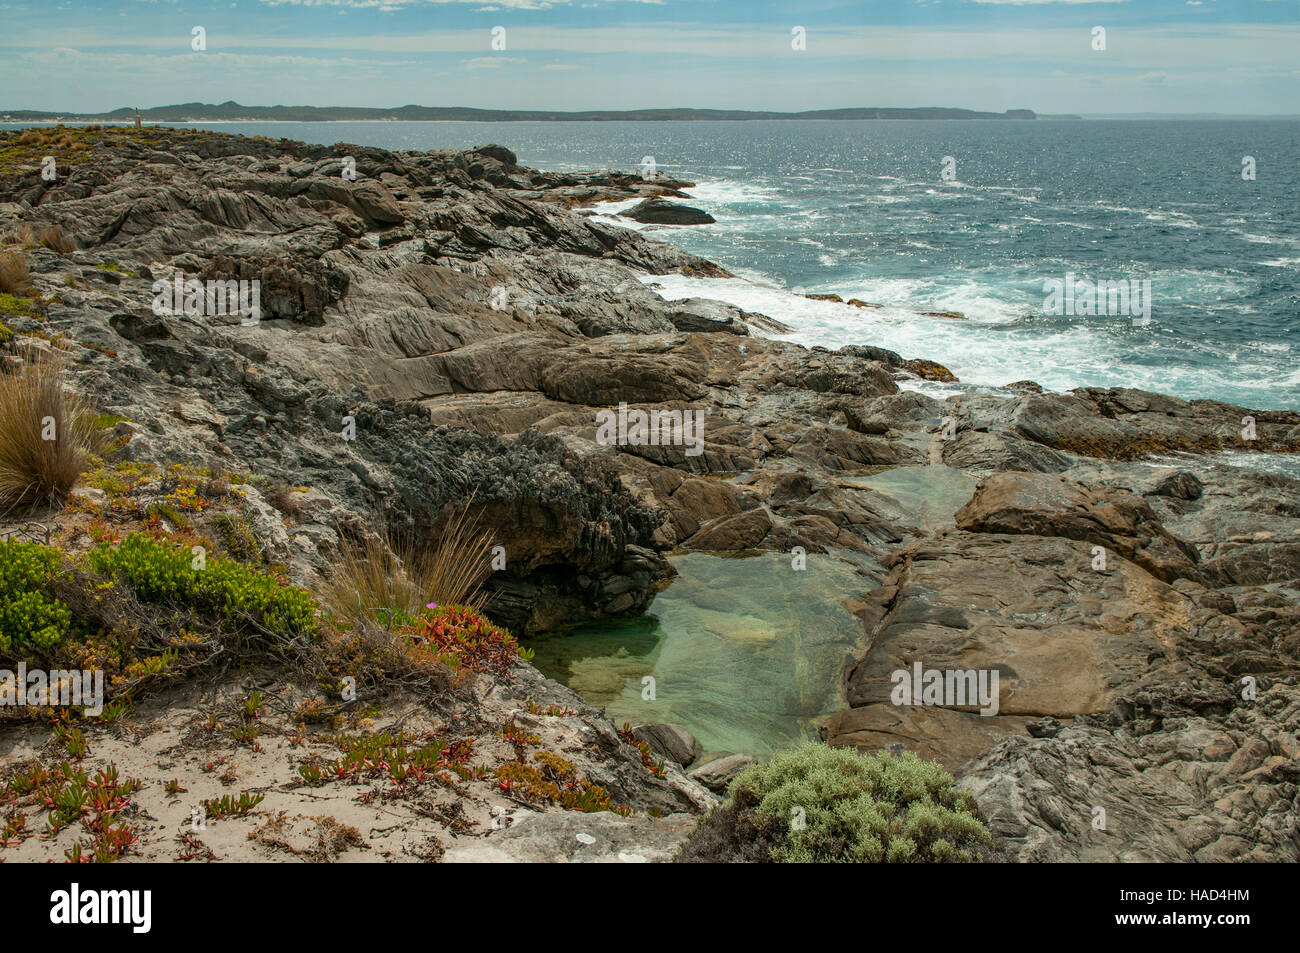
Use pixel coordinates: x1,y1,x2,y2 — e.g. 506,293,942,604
528,551,871,758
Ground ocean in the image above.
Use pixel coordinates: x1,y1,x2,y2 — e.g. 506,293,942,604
18,118,1300,410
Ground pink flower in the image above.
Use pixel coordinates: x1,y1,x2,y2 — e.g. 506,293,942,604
426,602,438,611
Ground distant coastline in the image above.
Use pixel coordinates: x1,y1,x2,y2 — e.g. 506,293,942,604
0,101,1053,123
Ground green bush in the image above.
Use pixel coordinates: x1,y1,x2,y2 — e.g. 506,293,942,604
0,539,72,653
88,533,317,642
678,744,993,864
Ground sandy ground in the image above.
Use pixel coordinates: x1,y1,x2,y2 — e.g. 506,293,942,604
0,669,711,863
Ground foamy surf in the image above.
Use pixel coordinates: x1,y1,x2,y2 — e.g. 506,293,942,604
638,271,1299,406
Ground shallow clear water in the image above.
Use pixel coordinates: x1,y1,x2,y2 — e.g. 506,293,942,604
848,465,980,532
121,117,1300,410
527,551,870,757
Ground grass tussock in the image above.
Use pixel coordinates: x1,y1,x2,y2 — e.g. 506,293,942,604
323,505,494,630
0,247,33,295
39,225,76,254
0,355,110,511
4,225,37,246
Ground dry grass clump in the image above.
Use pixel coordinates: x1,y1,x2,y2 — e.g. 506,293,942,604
264,479,304,520
0,355,110,510
4,225,37,246
322,505,495,630
0,247,33,295
39,225,76,253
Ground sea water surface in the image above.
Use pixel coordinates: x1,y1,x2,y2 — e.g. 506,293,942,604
150,118,1300,410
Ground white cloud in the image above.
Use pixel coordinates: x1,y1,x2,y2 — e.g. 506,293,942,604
461,55,527,68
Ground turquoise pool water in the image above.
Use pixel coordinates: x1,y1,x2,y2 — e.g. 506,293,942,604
528,551,870,758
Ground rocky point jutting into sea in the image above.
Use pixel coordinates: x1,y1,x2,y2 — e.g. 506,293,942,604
1,125,1298,862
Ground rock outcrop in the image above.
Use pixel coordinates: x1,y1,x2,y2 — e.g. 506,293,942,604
621,198,716,225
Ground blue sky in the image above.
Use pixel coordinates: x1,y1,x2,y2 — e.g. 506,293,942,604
2,0,1298,113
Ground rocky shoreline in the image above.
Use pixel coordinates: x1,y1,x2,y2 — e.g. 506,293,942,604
1,125,1298,862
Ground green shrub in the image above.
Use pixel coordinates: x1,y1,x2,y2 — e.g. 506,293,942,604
88,533,317,642
678,744,993,864
0,539,72,653
211,512,261,563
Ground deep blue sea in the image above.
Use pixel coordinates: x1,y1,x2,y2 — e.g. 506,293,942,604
14,119,1300,410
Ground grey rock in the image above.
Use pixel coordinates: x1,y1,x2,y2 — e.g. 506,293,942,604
688,754,756,793
632,723,703,767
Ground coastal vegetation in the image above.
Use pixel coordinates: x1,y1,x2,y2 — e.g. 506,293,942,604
678,745,993,863
0,356,108,509
321,506,494,632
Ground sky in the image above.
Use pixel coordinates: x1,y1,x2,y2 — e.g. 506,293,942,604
1,0,1298,115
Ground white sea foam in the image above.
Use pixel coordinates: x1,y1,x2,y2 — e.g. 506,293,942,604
637,272,1298,405
680,179,783,206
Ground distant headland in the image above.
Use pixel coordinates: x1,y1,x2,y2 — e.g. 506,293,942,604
0,102,1055,123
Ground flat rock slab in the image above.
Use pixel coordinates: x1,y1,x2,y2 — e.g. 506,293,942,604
955,470,1200,583
844,532,1196,719
822,704,1030,774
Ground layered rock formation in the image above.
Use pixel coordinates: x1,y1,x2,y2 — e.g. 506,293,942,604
3,125,1297,861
